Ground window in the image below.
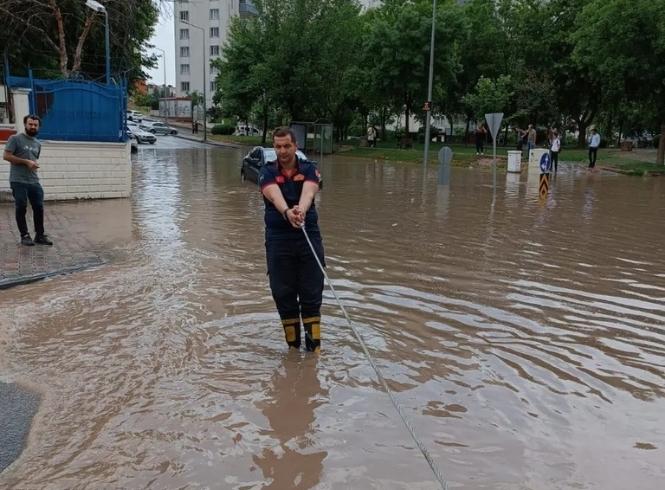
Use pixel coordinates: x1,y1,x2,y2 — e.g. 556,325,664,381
180,46,189,57
210,9,219,20
181,81,190,92
210,81,217,92
210,27,219,38
178,0,188,4
179,29,189,40
209,45,219,56
180,64,190,75
180,11,189,22
210,64,217,74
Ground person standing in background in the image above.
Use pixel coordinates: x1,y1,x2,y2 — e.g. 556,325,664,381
588,128,600,169
550,130,561,173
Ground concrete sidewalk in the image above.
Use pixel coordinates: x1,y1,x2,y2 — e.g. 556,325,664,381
0,205,104,289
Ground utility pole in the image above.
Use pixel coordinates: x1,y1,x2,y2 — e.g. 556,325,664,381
422,0,437,165
180,20,207,142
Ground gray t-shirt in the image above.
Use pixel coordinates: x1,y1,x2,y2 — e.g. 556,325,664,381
4,133,41,184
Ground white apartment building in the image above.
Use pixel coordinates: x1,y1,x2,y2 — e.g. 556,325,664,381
174,0,377,108
173,0,257,107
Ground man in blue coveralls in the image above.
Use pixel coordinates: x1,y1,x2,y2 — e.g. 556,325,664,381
259,127,325,352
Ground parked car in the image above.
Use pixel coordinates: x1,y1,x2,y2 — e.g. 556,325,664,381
140,121,177,135
127,110,143,123
234,124,261,136
126,124,156,144
241,146,322,188
129,135,138,153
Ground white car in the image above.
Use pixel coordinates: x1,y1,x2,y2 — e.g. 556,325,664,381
127,124,156,144
127,110,143,123
140,121,178,135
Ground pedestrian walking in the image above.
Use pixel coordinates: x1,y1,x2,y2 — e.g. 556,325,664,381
588,128,600,169
367,125,377,148
259,127,325,353
527,124,537,154
3,115,53,246
475,123,486,155
550,130,561,172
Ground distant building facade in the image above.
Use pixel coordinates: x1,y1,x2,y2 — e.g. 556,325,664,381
173,0,257,107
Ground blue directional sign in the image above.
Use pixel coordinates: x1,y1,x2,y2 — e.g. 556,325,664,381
539,152,552,173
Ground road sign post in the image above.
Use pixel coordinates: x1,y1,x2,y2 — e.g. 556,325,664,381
539,152,552,200
485,112,503,190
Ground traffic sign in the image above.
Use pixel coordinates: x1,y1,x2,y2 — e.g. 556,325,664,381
539,173,550,199
539,152,552,173
485,112,503,141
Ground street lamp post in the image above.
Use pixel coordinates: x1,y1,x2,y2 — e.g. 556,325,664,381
180,19,207,142
85,0,111,85
422,0,437,165
155,47,168,121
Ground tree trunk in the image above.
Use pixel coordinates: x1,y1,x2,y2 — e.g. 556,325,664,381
464,116,470,146
379,107,387,140
49,0,69,77
577,120,588,148
261,102,268,146
404,104,410,134
657,122,665,165
617,119,623,147
72,14,96,73
606,113,614,146
503,123,509,147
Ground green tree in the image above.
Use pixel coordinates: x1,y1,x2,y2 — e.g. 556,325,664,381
463,75,513,121
573,0,665,164
364,0,464,134
0,0,159,85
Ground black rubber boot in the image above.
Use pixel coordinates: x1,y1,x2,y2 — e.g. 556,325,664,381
302,316,321,352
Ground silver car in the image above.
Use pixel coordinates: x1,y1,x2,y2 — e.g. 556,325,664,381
140,121,178,135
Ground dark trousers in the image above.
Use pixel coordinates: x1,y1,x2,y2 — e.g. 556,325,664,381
588,147,598,168
475,139,484,154
266,236,325,350
551,151,559,172
10,182,45,237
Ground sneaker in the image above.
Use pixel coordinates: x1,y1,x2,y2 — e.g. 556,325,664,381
20,234,35,246
35,234,53,246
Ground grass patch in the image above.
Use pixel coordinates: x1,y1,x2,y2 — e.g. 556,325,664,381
209,134,263,146
339,141,663,173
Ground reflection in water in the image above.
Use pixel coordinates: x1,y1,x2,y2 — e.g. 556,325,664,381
254,352,327,488
1,149,664,489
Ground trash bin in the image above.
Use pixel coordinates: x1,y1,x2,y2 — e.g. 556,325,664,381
507,150,522,173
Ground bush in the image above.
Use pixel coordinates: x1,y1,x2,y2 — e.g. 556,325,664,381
211,124,235,135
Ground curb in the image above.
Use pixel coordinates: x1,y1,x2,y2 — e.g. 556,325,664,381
0,259,105,290
173,134,241,149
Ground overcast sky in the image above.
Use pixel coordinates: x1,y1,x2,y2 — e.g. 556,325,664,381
146,8,175,86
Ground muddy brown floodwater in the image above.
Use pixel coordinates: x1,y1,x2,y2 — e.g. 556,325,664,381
1,146,664,489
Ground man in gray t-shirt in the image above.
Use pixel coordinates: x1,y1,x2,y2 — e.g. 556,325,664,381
3,114,53,246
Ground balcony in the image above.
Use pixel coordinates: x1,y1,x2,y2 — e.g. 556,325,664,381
239,0,258,18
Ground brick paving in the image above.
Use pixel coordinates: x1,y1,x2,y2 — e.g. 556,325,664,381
0,204,103,289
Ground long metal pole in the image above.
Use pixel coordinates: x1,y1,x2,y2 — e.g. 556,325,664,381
202,31,207,143
155,47,167,121
104,11,111,84
422,0,437,165
181,20,207,142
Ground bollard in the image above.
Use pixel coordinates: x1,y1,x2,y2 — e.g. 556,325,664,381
438,146,453,185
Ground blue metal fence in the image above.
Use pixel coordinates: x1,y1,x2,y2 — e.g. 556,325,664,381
6,72,127,142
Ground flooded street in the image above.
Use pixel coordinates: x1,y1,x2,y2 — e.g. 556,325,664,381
1,143,664,489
